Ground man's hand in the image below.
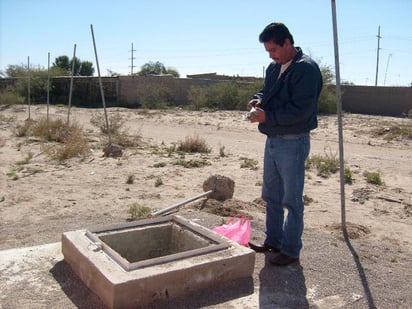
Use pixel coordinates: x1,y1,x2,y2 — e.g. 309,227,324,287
249,107,265,123
247,99,261,111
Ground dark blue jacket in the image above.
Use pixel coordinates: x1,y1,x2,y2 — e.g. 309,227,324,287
252,48,323,136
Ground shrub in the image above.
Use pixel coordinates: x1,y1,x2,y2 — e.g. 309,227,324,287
91,112,141,147
173,158,211,168
15,119,35,137
372,124,412,141
155,177,163,187
318,84,337,114
219,146,226,157
17,152,33,165
153,162,167,168
317,63,337,114
128,203,152,220
126,174,135,184
364,171,383,185
178,135,210,153
43,129,89,161
240,157,258,170
90,111,125,135
32,117,68,142
306,152,339,178
32,118,89,161
0,89,25,105
344,167,353,184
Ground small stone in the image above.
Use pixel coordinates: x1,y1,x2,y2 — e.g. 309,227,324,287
103,143,123,158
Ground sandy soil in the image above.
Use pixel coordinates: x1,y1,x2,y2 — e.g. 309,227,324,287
0,104,411,308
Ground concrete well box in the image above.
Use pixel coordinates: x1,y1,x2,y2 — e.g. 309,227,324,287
62,215,255,308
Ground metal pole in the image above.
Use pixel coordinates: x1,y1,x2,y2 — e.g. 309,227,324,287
384,53,392,86
67,44,76,125
151,190,213,216
331,0,346,231
47,52,50,121
90,24,112,145
27,56,31,120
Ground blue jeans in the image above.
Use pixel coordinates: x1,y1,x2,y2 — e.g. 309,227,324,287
262,133,310,258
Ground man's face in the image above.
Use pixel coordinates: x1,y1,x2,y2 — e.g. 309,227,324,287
263,39,291,64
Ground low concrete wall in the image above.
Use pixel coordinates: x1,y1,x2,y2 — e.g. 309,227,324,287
341,85,412,117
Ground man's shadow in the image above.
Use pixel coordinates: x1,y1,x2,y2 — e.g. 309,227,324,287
259,254,308,308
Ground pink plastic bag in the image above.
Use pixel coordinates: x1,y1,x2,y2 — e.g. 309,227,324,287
212,215,251,246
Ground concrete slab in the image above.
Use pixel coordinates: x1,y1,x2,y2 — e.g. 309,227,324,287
3,225,396,308
62,215,255,308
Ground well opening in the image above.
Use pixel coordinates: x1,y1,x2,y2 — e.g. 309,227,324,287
85,215,230,271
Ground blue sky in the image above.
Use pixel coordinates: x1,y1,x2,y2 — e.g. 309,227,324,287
1,0,411,86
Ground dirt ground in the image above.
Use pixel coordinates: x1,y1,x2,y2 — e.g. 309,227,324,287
0,104,411,308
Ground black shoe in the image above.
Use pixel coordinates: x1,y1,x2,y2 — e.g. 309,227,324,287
248,242,280,253
269,253,299,266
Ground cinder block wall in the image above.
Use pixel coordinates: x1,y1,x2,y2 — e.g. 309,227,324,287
1,77,411,116
341,85,412,116
118,76,218,106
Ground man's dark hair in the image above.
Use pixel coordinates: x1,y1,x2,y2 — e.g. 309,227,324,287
259,22,294,46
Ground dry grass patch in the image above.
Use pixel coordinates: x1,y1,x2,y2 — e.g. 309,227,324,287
306,153,339,178
371,123,412,141
32,118,70,142
91,112,141,148
0,113,16,123
173,158,211,168
42,129,89,161
240,157,258,170
90,112,125,135
26,117,90,161
128,203,152,221
178,134,211,153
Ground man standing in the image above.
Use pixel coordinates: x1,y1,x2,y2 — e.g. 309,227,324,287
247,22,323,266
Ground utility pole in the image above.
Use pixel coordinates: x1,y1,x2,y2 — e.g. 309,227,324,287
375,25,381,86
129,42,136,76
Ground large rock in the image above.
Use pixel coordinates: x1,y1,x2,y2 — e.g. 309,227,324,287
202,175,235,201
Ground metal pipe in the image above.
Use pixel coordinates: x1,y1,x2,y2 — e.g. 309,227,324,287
151,190,213,216
27,56,30,120
90,24,112,145
47,52,50,121
331,0,347,231
67,44,76,125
